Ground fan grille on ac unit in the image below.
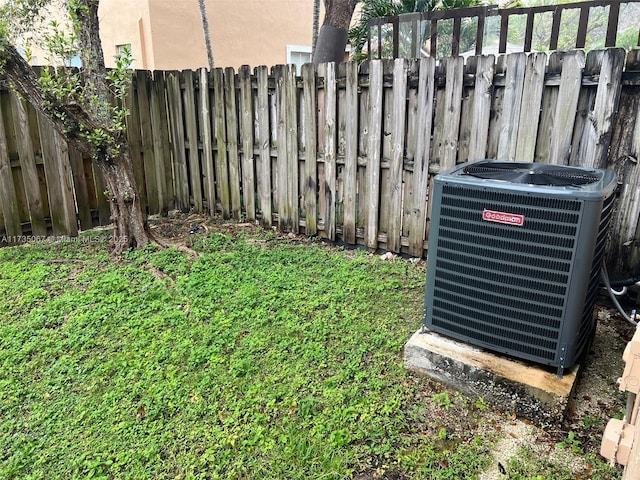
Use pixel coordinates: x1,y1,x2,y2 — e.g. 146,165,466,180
463,162,601,186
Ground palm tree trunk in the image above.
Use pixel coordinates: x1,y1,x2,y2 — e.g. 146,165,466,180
198,0,215,69
313,0,359,66
312,0,321,54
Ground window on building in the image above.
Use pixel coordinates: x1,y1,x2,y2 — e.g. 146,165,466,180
66,53,82,68
286,45,312,69
116,44,134,69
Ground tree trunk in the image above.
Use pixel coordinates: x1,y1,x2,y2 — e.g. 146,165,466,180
96,148,150,254
0,6,151,254
313,0,359,66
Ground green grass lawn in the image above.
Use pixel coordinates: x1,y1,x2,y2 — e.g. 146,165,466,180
0,222,620,479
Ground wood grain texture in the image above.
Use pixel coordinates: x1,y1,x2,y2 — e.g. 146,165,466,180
386,59,408,253
238,65,256,221
9,92,46,235
224,67,242,219
255,66,272,228
548,51,584,165
515,52,547,163
302,63,318,236
182,70,203,212
365,60,383,249
0,99,21,238
342,61,358,245
165,72,190,211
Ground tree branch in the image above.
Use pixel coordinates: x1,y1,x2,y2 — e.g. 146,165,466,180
1,44,104,158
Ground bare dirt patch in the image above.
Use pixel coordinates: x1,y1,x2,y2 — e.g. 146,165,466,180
563,303,636,450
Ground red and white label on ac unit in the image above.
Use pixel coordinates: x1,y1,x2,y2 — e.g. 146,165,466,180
482,209,525,226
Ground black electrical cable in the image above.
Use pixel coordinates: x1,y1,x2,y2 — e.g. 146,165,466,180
607,274,640,288
600,266,638,326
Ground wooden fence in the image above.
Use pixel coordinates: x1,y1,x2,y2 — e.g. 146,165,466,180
1,48,640,275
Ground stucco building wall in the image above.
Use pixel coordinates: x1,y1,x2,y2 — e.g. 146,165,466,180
98,0,319,70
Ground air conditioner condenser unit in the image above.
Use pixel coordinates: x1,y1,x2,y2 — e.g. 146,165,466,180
423,160,617,376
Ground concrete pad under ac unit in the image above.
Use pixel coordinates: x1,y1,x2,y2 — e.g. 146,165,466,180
404,328,580,424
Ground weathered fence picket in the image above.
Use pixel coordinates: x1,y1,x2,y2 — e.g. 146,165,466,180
37,115,77,236
125,73,148,215
322,62,337,240
302,63,318,237
90,165,109,226
578,48,626,169
255,65,272,229
0,100,20,239
497,53,526,161
135,71,159,214
182,70,203,213
9,92,46,236
468,55,494,162
434,57,464,170
2,49,640,278
224,67,242,220
343,61,359,245
608,51,640,277
67,148,92,231
155,75,170,211
365,59,383,250
165,72,189,212
239,65,256,222
408,56,435,257
387,59,408,253
550,51,584,166
515,52,547,162
213,68,230,218
199,68,215,215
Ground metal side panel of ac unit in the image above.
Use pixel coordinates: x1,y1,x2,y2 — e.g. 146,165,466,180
423,161,617,374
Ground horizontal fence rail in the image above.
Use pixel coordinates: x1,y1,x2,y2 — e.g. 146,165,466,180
367,0,640,60
1,49,640,276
